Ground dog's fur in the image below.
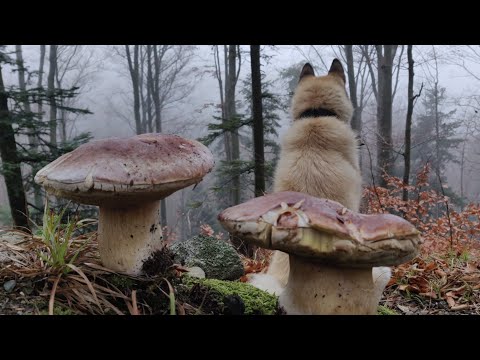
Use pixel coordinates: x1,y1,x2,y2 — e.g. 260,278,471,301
267,60,363,286
249,60,391,308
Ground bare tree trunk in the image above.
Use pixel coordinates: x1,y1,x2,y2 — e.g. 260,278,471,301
345,45,361,134
403,45,414,203
152,45,162,133
15,45,37,147
213,46,231,164
376,45,397,187
31,45,46,209
139,46,147,134
179,189,186,241
48,45,58,146
250,45,265,198
146,45,153,133
125,45,142,134
226,45,240,205
0,65,30,231
460,127,468,208
37,45,46,118
54,60,68,144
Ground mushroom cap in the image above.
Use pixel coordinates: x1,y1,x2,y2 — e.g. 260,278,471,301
218,191,423,267
34,133,214,206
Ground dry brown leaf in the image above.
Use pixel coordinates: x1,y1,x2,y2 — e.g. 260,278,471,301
420,291,438,299
451,304,469,311
435,269,447,277
398,284,420,293
447,285,466,293
446,296,456,308
465,263,479,274
387,277,397,287
445,291,458,299
461,274,480,282
424,262,437,272
397,305,413,314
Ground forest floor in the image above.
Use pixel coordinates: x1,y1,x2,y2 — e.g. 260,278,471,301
1,229,479,315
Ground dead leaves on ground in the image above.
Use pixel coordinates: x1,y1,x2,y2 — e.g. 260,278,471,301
386,254,480,314
239,248,272,283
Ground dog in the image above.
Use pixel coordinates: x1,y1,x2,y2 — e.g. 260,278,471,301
249,60,391,309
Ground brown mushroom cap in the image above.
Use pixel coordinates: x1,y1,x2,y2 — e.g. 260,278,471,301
218,191,423,267
34,133,214,206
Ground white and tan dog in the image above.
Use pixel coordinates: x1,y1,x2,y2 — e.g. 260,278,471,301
249,60,391,312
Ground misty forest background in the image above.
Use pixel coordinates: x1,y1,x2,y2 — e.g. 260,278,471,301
1,45,480,253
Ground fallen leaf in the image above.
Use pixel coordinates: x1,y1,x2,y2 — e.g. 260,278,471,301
451,304,469,311
446,296,456,308
447,285,466,293
398,284,420,293
397,305,412,314
435,269,447,277
461,274,480,282
419,292,437,299
424,262,437,272
387,277,397,287
465,263,479,273
445,291,458,299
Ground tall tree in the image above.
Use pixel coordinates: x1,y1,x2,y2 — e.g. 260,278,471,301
250,45,265,197
0,50,30,230
15,46,36,148
37,45,46,120
48,45,58,146
345,45,361,133
226,45,241,206
403,45,423,202
362,45,403,186
376,45,397,187
16,45,43,209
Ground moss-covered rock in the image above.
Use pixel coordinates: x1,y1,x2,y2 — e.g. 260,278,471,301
182,276,280,315
170,235,244,280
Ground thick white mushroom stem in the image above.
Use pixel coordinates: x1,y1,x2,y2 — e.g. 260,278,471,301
279,255,380,315
98,201,164,275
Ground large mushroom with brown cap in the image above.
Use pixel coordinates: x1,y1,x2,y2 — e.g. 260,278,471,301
35,133,214,275
218,191,423,314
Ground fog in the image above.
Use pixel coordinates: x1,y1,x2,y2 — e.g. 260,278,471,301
2,45,480,234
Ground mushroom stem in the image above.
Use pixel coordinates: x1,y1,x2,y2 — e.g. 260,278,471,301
280,255,379,315
98,201,163,275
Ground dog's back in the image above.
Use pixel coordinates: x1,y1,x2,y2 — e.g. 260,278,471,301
266,60,362,286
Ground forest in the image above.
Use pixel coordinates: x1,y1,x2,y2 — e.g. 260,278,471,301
0,45,479,315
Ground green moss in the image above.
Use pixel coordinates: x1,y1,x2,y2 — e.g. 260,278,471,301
183,276,279,315
39,306,77,315
377,305,398,315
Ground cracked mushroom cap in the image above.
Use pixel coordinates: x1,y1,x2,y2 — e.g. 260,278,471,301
218,191,423,267
34,133,214,206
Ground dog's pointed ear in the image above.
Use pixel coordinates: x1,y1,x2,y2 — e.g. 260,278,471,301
328,59,346,83
299,63,315,81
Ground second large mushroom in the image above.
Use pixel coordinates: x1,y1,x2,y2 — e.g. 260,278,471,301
218,191,423,314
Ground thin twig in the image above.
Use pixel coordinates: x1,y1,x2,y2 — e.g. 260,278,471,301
435,169,454,248
364,141,384,212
